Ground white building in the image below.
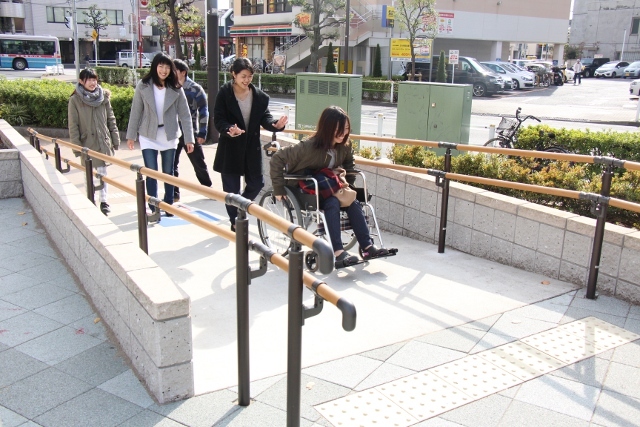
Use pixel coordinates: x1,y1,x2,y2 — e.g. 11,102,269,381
570,0,640,61
230,0,571,75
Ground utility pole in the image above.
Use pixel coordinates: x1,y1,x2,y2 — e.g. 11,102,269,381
72,0,80,79
342,0,350,73
206,0,219,144
130,0,137,74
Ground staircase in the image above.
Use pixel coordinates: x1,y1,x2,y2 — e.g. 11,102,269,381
282,0,380,70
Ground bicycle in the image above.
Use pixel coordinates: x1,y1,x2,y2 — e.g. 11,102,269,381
484,107,569,155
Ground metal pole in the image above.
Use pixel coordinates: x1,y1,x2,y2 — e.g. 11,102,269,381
286,242,303,427
342,0,350,73
84,156,95,205
206,0,220,144
621,29,627,60
72,0,80,80
438,149,452,253
53,139,62,172
135,171,148,254
236,210,251,406
585,165,613,299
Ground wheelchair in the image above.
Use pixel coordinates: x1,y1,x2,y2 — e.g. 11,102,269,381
257,143,397,272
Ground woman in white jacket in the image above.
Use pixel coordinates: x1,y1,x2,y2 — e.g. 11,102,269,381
126,53,194,215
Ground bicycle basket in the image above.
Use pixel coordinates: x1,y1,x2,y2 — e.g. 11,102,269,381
497,117,516,131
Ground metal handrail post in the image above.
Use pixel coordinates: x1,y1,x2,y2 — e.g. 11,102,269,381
53,139,62,172
82,148,95,205
236,209,251,406
286,242,303,427
586,164,614,299
35,137,41,153
134,169,148,254
437,146,453,253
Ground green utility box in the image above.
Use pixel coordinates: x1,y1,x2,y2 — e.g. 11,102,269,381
295,73,362,135
396,82,472,156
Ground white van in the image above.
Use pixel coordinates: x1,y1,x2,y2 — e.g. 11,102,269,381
115,51,151,68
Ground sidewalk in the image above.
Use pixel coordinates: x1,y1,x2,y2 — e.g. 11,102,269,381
1,193,640,426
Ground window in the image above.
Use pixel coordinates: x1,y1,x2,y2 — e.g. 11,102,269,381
46,7,70,24
0,39,24,54
241,0,264,16
46,7,123,25
267,0,292,13
632,17,640,35
246,37,264,60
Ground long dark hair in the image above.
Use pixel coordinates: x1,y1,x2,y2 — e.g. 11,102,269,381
311,106,351,150
142,53,180,89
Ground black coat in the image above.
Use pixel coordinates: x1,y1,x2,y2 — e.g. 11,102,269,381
213,82,281,175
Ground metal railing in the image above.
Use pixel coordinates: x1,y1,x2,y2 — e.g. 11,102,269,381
275,128,640,301
27,129,356,427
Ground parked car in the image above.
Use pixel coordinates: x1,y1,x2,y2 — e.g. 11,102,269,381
115,51,151,68
511,59,535,68
580,57,611,78
481,61,534,90
221,54,235,69
630,79,640,96
623,61,640,78
594,61,629,78
563,67,575,82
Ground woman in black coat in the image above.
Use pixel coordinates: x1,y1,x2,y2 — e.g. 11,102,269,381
213,57,288,231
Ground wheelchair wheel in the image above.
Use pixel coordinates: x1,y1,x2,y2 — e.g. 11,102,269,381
304,251,319,272
257,188,302,256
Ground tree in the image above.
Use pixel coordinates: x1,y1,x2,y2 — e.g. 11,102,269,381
150,0,203,59
436,50,446,82
183,40,189,59
290,0,346,72
373,44,382,77
83,5,110,60
326,42,337,73
395,0,438,81
564,43,584,61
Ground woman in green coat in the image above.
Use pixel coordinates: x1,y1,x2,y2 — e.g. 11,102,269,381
68,68,120,216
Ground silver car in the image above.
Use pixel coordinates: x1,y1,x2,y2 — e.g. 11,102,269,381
481,61,534,90
623,61,640,79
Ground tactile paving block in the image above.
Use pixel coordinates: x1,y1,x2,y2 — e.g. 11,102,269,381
522,327,599,364
557,316,640,352
429,355,521,400
375,371,471,421
477,341,566,381
315,388,417,427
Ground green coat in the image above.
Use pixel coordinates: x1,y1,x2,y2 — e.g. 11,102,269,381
269,138,355,196
68,89,120,168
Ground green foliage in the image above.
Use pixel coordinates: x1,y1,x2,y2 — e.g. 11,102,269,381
373,44,382,77
388,143,640,230
362,78,396,102
326,42,337,73
95,66,137,85
436,50,446,83
194,43,201,70
357,146,381,159
183,40,189,59
564,44,583,60
0,79,133,129
199,38,205,58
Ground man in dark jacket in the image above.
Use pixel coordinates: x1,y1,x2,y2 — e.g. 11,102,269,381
172,59,213,201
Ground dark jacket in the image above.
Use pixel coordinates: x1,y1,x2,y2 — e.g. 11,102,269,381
269,137,355,197
213,82,281,175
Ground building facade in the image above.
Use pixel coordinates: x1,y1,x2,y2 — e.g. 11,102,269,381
570,0,640,61
230,0,571,75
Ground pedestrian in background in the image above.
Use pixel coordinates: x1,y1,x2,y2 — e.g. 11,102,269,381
172,59,212,202
126,53,194,216
213,57,288,231
573,59,583,85
68,68,120,216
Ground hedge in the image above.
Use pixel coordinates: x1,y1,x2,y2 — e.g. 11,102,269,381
386,144,640,230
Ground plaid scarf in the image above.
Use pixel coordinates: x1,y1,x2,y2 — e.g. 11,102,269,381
299,168,342,200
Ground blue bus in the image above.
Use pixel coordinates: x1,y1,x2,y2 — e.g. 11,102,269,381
0,34,61,70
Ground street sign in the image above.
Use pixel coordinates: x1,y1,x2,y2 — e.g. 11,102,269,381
449,50,459,64
91,30,98,40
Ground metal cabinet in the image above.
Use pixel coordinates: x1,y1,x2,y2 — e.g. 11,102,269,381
396,82,472,156
295,73,362,135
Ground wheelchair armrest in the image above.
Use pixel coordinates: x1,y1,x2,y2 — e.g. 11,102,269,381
284,174,313,180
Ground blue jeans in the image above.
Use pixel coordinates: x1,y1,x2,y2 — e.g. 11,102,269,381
321,196,372,252
142,148,176,210
221,172,264,225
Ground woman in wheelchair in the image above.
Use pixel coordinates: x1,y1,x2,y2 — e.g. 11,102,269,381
269,106,390,269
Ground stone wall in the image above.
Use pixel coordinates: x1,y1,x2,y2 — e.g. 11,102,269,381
0,120,194,404
0,146,22,198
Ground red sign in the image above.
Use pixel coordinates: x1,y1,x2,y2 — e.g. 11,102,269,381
140,0,149,8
